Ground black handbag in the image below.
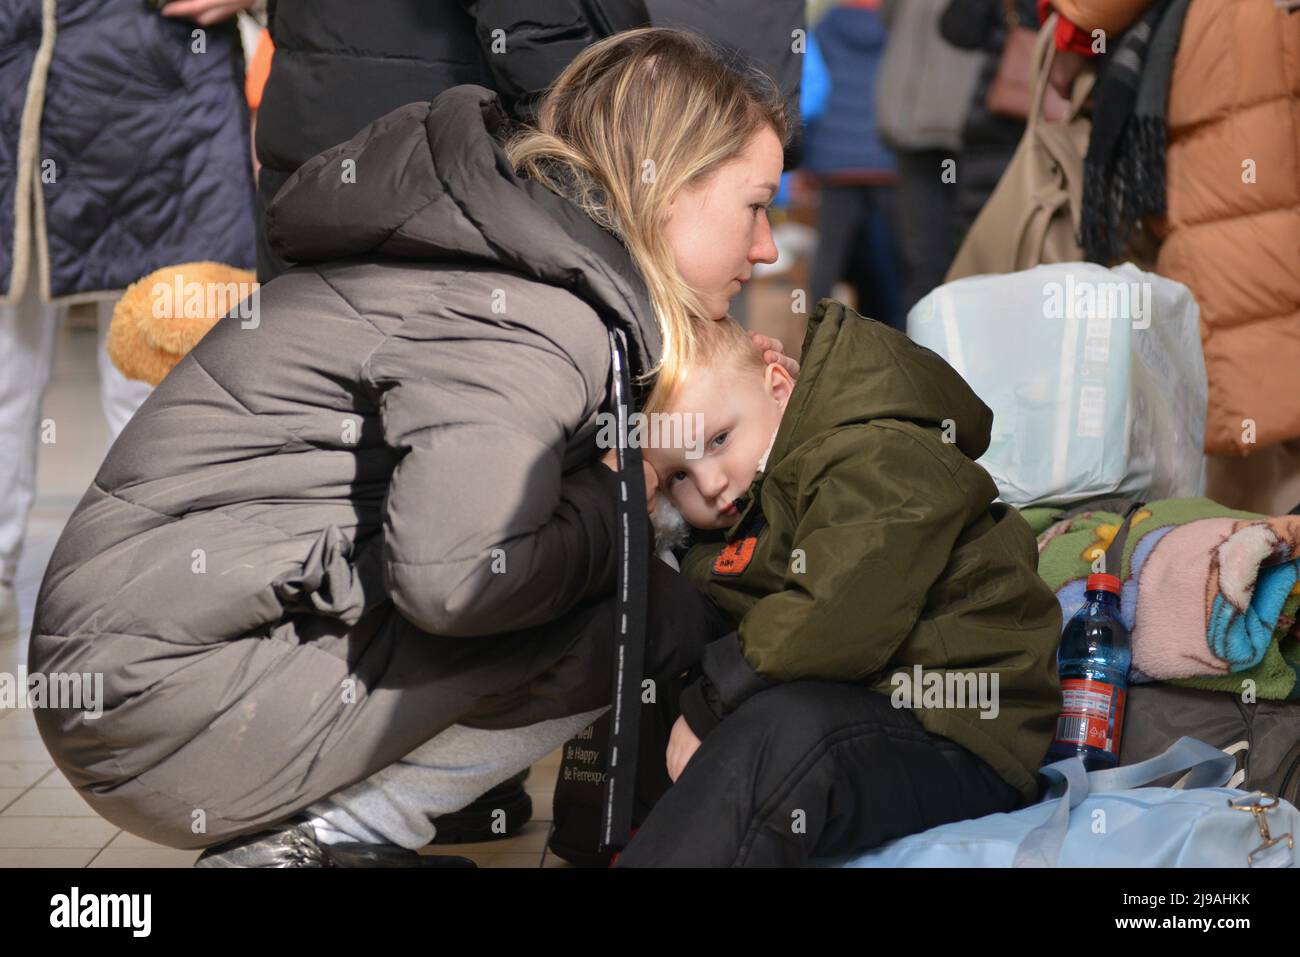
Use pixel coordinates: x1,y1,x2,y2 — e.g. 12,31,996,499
1121,684,1300,805
548,671,686,867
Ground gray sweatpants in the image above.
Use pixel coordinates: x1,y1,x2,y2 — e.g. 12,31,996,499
304,706,610,849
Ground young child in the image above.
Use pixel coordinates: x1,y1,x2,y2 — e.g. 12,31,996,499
641,298,1063,810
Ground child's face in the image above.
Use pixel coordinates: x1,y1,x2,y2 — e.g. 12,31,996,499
645,359,794,530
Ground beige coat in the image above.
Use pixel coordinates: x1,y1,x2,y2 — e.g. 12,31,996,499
1055,0,1300,457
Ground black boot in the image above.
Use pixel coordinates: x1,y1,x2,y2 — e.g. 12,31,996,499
427,769,533,844
193,819,476,868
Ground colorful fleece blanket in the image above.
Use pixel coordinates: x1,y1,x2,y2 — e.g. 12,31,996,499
1020,498,1300,700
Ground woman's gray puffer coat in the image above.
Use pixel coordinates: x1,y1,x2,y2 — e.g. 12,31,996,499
28,85,721,849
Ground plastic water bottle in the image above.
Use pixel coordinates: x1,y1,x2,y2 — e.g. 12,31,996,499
1043,573,1132,771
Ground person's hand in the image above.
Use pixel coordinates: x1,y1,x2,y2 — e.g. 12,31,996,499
159,0,256,26
1043,50,1089,122
748,331,800,380
665,714,701,783
600,448,657,514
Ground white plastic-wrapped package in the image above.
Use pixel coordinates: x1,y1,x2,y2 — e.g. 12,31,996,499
907,262,1206,507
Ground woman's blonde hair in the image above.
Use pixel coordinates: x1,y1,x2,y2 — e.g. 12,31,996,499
503,27,791,401
643,316,766,416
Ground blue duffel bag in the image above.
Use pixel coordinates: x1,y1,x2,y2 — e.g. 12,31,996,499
823,737,1297,868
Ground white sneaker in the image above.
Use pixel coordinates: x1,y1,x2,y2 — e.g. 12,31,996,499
0,583,19,643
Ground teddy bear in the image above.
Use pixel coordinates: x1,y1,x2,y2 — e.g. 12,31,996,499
107,261,257,385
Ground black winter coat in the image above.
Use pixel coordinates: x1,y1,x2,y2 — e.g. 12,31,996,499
254,0,804,280
940,0,1037,242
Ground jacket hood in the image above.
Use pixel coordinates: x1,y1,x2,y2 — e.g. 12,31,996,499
769,298,994,464
265,84,661,372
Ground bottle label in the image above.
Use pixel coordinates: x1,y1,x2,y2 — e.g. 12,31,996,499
1052,678,1126,756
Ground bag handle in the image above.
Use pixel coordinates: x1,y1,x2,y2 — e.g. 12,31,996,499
1012,737,1238,867
1102,499,1145,578
599,328,650,852
1027,13,1059,128
1052,497,1145,578
1028,14,1096,130
1011,754,1088,867
1088,736,1237,794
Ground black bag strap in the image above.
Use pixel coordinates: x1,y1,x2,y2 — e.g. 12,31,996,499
600,329,649,852
1056,495,1143,523
1102,500,1146,578
549,671,685,867
1054,496,1144,578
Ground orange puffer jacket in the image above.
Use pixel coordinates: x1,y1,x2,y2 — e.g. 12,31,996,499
1054,0,1300,456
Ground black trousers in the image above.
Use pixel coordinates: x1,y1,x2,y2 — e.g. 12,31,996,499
615,682,1023,867
893,149,960,313
809,184,906,332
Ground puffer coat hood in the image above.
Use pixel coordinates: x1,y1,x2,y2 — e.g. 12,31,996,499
265,84,660,370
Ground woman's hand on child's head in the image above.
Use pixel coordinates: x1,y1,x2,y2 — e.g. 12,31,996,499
666,714,702,783
748,331,800,380
599,449,658,514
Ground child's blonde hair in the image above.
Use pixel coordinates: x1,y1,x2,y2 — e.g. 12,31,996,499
643,316,767,415
503,27,791,401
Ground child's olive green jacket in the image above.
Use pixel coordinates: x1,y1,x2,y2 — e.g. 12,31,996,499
678,300,1063,803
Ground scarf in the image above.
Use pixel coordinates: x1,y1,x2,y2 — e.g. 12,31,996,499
1079,0,1191,264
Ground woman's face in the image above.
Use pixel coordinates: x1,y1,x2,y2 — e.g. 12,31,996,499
662,125,784,320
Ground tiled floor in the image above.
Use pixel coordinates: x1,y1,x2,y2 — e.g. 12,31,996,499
2,314,573,868
0,700,572,867
0,701,572,868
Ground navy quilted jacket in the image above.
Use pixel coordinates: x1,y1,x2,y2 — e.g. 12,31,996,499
0,0,256,305
802,4,896,175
